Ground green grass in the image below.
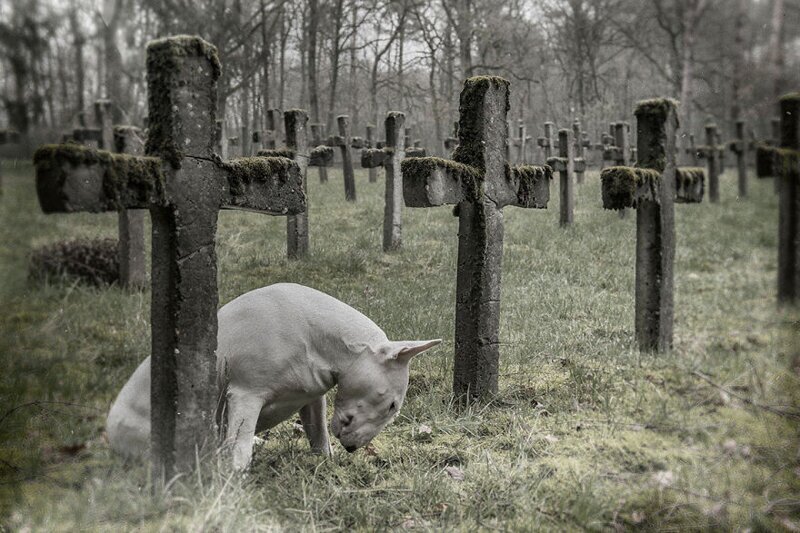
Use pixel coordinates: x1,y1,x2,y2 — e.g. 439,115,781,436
1,158,798,531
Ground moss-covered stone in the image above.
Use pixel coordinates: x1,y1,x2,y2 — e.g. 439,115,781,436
112,125,143,153
222,156,296,197
33,144,166,210
452,76,510,171
510,164,552,208
634,98,678,118
257,148,295,159
601,166,660,210
675,167,705,203
309,145,334,166
756,144,800,178
778,92,800,104
145,35,220,168
402,156,483,205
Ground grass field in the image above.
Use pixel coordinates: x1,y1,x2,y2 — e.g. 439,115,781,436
1,157,798,531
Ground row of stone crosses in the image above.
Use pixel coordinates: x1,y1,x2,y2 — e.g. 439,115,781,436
2,36,796,480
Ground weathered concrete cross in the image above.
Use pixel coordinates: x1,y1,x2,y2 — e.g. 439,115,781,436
728,119,749,198
547,129,586,227
33,36,305,479
113,125,148,289
698,123,721,203
685,133,699,166
361,112,406,251
512,120,531,163
325,115,358,201
537,121,556,162
600,99,704,352
401,76,552,402
258,109,334,259
571,119,591,182
444,120,459,153
310,123,328,183
756,93,800,304
365,124,378,183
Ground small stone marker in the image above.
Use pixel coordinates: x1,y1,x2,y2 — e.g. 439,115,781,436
113,125,148,289
361,112,406,251
266,108,283,149
537,121,556,162
685,133,698,166
402,76,552,402
600,98,704,352
258,110,334,259
251,130,262,154
366,124,377,183
444,120,459,153
756,93,800,304
0,128,20,194
572,119,590,181
512,120,531,163
310,123,328,183
326,115,357,201
698,123,721,203
547,129,585,227
33,36,305,480
728,119,748,198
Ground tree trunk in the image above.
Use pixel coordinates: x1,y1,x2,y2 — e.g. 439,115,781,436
70,10,86,116
102,0,125,122
768,0,785,100
326,0,344,132
307,0,320,121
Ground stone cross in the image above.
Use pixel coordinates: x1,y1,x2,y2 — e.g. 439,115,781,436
444,120,459,152
265,108,283,149
401,76,552,402
326,115,357,201
756,93,800,304
685,133,698,166
33,36,305,480
604,122,632,218
227,136,241,158
366,124,378,183
113,125,148,289
512,120,531,163
571,119,590,182
547,129,586,227
361,112,406,251
310,123,328,183
728,119,749,198
537,121,556,162
251,130,263,154
258,110,334,259
0,129,21,194
698,123,720,203
600,99,704,352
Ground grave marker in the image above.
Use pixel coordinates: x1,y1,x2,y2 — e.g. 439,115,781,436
728,119,748,198
361,112,406,251
310,123,328,183
512,120,531,163
0,129,21,194
113,125,148,289
600,98,704,352
33,36,305,479
756,93,800,304
547,129,585,227
571,119,590,182
537,121,556,162
402,76,552,402
444,120,459,153
366,124,377,183
326,115,357,201
259,110,334,259
698,123,721,203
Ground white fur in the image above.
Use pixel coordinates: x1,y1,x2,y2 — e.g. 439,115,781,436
106,283,440,469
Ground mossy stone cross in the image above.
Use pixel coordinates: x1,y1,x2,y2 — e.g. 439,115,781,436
600,99,704,353
511,120,531,163
756,93,800,304
547,129,585,227
324,115,358,201
33,35,306,481
361,112,406,251
401,76,553,402
536,121,556,161
258,109,335,259
697,123,722,203
728,119,749,198
571,119,591,184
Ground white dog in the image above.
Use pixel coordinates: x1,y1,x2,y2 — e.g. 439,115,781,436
106,283,440,470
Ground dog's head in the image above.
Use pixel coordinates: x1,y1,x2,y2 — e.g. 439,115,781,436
331,339,441,452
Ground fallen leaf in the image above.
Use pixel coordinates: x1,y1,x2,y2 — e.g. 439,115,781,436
414,424,433,442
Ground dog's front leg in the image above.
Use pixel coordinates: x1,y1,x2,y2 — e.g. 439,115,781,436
225,388,264,471
299,395,332,455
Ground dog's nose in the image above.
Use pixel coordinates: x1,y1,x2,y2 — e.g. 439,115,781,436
342,414,353,427
345,444,357,453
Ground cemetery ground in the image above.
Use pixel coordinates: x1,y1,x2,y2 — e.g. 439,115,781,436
1,159,798,531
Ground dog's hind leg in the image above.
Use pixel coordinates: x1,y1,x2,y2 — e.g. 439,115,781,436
225,388,264,471
299,395,332,456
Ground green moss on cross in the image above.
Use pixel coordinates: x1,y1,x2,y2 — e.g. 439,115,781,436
452,76,510,172
145,36,220,169
222,156,295,197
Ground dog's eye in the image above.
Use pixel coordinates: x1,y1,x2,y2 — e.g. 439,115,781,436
389,401,396,412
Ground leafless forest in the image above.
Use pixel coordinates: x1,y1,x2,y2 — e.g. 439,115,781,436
1,0,798,155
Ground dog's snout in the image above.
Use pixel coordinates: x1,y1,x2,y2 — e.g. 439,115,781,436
342,413,354,427
345,444,358,453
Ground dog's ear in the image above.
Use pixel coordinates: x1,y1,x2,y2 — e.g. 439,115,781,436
386,339,441,362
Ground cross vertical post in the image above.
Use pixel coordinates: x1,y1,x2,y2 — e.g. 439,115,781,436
366,124,377,183
729,119,748,198
327,115,357,201
114,126,148,289
0,129,20,194
537,121,555,162
310,123,328,183
700,123,720,203
402,77,552,402
572,119,588,182
285,110,310,259
547,129,576,227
